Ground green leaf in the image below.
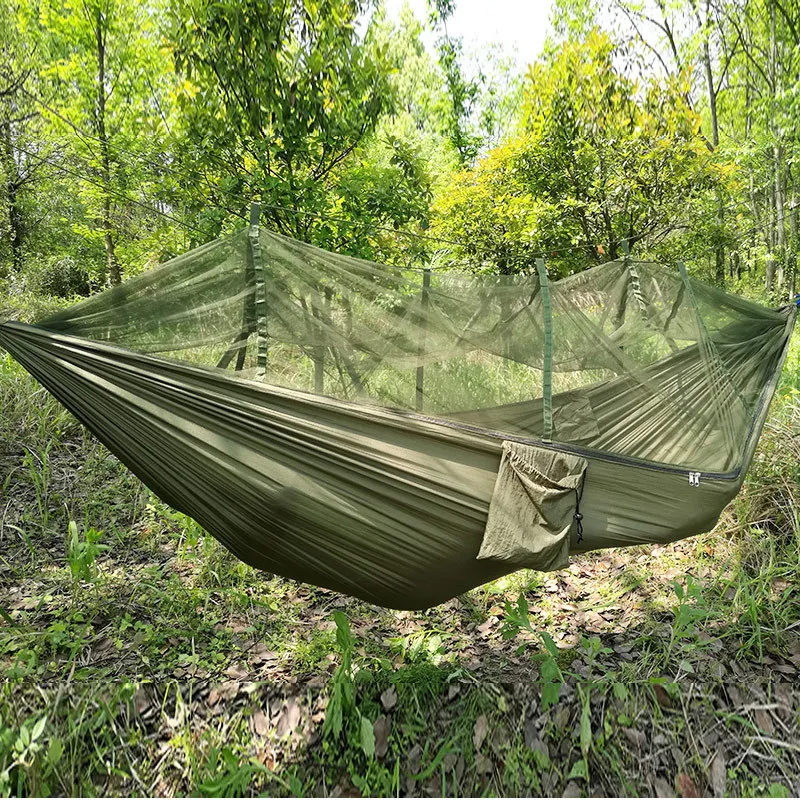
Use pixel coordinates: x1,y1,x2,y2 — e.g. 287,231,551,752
360,715,375,758
46,737,63,766
540,656,561,682
567,758,589,781
541,680,561,710
31,714,47,742
540,631,559,658
332,611,353,653
768,783,789,798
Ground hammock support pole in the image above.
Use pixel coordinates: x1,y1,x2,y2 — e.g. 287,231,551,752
416,266,431,412
536,257,553,442
250,202,268,376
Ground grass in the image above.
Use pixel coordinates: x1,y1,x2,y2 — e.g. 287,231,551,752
1,330,800,796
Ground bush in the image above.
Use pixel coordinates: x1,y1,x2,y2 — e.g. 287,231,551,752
20,255,91,298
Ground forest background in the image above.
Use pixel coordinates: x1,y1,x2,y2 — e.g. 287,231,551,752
3,1,800,797
2,0,799,298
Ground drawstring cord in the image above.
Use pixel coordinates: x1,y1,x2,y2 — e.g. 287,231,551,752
574,482,584,543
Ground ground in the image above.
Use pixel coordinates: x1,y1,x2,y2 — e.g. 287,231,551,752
1,348,800,798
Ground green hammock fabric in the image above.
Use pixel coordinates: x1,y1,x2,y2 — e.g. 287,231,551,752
0,223,795,608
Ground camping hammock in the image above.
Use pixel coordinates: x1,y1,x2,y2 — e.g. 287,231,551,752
0,208,795,609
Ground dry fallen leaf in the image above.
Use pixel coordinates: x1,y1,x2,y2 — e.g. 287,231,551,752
406,742,423,774
677,773,699,798
653,684,674,710
133,688,152,715
725,683,743,707
654,778,673,798
473,714,489,752
754,708,775,735
276,697,301,738
622,727,647,751
251,709,270,737
442,752,458,773
474,753,493,775
709,750,726,798
380,685,397,712
553,705,571,731
523,717,538,749
490,723,509,753
774,682,793,716
225,664,249,680
209,680,239,703
373,715,391,759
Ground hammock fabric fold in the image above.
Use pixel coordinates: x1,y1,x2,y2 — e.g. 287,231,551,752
0,218,795,609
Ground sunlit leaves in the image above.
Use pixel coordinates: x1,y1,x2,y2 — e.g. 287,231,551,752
433,31,724,276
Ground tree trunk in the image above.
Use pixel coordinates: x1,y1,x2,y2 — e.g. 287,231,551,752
0,114,23,272
789,186,798,301
775,144,786,291
95,12,121,286
700,0,725,286
765,252,776,293
765,1,779,295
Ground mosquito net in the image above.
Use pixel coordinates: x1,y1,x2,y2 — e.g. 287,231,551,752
34,223,794,475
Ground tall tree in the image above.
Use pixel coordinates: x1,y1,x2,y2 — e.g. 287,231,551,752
169,0,396,248
432,32,723,277
0,0,42,274
25,0,168,284
427,0,482,165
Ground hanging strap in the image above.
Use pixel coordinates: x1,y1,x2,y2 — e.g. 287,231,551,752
621,239,648,315
536,258,553,442
249,202,268,376
415,266,431,412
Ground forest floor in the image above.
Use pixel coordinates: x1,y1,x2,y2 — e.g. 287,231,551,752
2,346,800,798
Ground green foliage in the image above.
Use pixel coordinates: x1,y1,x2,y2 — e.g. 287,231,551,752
0,713,66,798
20,0,173,282
669,575,709,650
193,745,268,797
323,611,358,742
66,520,108,582
323,610,379,760
433,30,723,276
17,254,91,297
501,594,564,709
170,0,394,245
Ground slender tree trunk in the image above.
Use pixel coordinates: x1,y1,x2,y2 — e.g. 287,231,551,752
95,12,120,286
702,26,719,147
765,1,779,295
789,183,798,301
765,252,776,293
699,0,725,286
0,114,23,272
775,143,786,290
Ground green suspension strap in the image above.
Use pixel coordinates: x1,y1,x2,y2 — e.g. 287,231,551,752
249,202,268,376
536,257,553,442
621,239,648,315
415,266,431,412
